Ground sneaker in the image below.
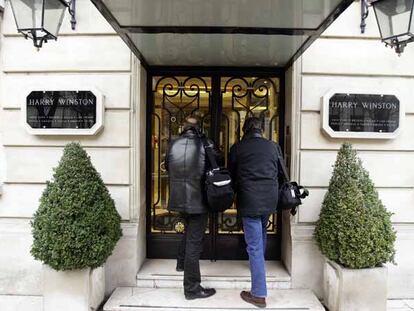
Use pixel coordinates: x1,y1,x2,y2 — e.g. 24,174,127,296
240,290,266,308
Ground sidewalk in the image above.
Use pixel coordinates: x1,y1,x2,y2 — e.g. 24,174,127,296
388,299,414,310
97,298,414,311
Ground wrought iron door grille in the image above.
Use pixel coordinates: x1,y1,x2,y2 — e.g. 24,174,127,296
151,76,211,233
219,77,280,234
150,75,279,235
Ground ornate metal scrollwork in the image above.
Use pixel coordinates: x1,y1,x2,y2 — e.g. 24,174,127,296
151,75,278,235
151,76,211,233
219,212,241,233
218,76,279,234
222,77,278,141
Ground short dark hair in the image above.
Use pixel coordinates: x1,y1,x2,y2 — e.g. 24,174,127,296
242,117,263,134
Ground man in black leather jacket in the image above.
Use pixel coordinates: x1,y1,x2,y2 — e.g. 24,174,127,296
165,117,217,300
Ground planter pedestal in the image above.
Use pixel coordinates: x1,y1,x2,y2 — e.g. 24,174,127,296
323,259,387,311
43,265,105,311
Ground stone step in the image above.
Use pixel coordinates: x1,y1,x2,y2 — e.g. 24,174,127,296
136,259,291,289
104,287,325,311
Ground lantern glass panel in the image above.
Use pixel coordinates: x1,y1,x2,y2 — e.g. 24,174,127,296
43,0,67,36
374,0,414,39
9,0,43,31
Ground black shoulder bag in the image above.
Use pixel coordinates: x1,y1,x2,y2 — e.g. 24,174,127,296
276,145,309,215
199,134,234,213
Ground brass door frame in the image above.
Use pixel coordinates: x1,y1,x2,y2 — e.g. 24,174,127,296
146,67,285,260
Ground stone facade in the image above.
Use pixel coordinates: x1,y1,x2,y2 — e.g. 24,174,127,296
0,1,146,309
289,2,414,299
0,1,413,310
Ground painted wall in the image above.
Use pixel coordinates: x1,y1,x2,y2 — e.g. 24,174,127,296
291,1,414,299
0,0,144,309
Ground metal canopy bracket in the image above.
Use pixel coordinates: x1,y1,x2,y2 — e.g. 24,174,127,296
361,0,370,33
90,0,354,70
68,0,77,30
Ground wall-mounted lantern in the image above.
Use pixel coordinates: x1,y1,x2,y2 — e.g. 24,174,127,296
9,0,76,49
362,0,414,54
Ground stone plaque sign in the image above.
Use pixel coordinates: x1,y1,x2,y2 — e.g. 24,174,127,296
322,92,401,139
24,89,104,135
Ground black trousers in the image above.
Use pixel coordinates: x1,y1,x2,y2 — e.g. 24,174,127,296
177,213,208,294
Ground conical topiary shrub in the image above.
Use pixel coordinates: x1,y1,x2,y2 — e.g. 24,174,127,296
314,143,396,269
31,142,122,270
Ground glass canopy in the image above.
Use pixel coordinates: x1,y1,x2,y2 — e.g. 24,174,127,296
129,33,307,66
92,0,354,68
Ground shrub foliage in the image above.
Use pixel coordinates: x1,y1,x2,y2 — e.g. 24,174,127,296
314,143,396,269
31,142,122,270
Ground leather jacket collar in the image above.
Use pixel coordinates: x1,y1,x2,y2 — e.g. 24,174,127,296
181,127,199,137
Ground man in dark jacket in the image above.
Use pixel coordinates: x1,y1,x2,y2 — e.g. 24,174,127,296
228,117,282,308
165,116,217,300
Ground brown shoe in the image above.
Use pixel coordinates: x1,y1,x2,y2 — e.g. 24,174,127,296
240,291,266,308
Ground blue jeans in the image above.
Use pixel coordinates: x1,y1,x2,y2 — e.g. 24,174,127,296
242,215,269,298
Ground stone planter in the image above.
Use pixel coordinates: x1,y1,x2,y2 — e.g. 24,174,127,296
43,265,105,311
323,259,387,311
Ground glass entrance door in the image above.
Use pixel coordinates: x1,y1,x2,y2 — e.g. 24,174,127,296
147,71,282,260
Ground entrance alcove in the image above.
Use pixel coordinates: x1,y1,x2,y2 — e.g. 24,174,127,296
90,0,354,308
124,61,304,300
128,64,293,291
